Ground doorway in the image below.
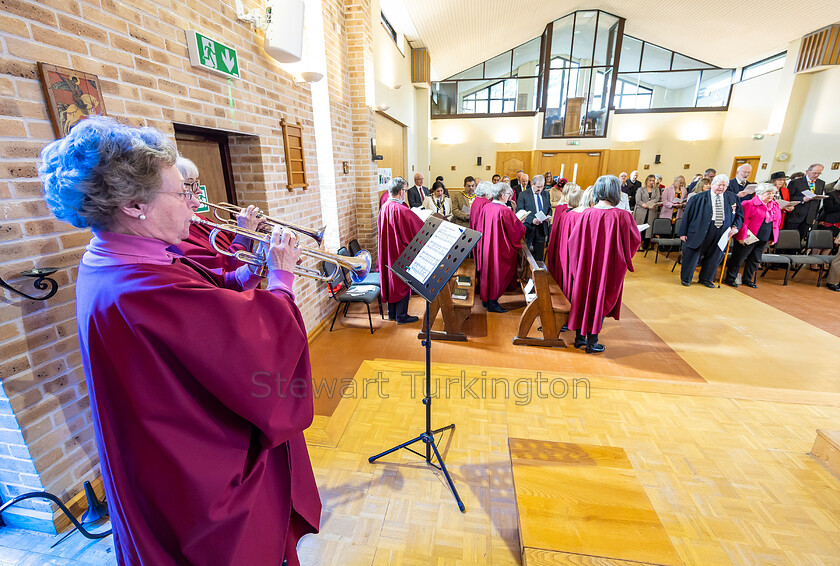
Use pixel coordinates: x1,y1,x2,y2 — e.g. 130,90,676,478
536,151,603,189
374,112,406,180
730,156,760,182
174,125,237,205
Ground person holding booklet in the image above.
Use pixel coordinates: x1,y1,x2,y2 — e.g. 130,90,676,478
678,174,744,287
724,183,782,288
516,174,553,261
422,181,453,221
659,175,687,223
451,176,476,227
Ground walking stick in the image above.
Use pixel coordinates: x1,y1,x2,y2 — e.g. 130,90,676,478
718,232,732,288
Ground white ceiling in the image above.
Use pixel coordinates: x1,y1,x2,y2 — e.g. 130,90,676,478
379,0,840,80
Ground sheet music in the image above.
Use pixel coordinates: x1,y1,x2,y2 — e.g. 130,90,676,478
406,221,465,284
535,210,548,222
637,223,650,233
461,204,471,213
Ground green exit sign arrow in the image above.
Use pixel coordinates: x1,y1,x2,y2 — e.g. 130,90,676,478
186,30,240,78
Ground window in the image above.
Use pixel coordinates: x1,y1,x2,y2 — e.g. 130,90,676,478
462,79,517,114
740,52,786,82
590,72,652,109
380,12,397,44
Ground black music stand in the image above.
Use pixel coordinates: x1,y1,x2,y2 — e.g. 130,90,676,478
368,216,481,512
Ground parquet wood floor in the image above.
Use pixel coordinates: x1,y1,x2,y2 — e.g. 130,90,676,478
7,254,840,564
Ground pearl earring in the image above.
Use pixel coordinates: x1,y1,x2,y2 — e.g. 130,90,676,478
139,214,146,220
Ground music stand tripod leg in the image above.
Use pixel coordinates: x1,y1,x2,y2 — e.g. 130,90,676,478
368,301,465,512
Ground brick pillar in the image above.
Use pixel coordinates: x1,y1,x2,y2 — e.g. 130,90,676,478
345,0,378,255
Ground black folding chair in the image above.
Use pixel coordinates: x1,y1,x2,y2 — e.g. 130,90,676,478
652,218,682,263
324,261,381,334
789,229,833,286
646,218,673,261
760,229,798,286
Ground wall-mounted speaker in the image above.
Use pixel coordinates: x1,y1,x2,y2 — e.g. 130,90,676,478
477,156,482,166
654,154,661,164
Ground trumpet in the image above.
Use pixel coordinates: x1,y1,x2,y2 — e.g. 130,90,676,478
199,200,326,245
190,216,372,283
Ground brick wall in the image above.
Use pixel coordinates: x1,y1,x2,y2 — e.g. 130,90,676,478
0,0,377,531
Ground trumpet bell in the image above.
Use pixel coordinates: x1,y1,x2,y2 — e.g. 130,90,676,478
348,250,372,284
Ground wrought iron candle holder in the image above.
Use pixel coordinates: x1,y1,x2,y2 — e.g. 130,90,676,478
0,268,59,301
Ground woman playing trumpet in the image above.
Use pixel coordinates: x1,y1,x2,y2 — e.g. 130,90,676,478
40,117,320,565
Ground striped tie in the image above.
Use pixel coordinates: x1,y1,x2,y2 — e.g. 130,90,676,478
713,194,723,228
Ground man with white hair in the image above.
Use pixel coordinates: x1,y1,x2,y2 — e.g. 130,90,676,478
516,174,553,261
727,163,754,202
678,174,744,287
406,173,430,208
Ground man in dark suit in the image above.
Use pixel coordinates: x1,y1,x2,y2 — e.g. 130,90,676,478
727,163,754,202
406,173,430,208
678,174,744,287
784,163,825,239
516,174,552,261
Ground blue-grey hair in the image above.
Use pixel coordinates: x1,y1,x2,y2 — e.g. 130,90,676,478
40,116,177,231
490,182,509,200
389,176,407,196
593,175,621,206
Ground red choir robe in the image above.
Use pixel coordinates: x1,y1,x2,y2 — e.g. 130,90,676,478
554,209,585,298
478,202,526,302
544,204,569,282
566,207,641,335
380,190,389,208
74,233,320,566
177,212,247,273
469,197,490,271
377,198,424,303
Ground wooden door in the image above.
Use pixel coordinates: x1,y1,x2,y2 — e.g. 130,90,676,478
375,112,405,180
730,156,760,182
174,129,236,206
535,151,603,189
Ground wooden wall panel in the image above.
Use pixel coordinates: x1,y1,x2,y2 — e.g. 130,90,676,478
375,112,406,180
604,149,641,178
495,151,534,180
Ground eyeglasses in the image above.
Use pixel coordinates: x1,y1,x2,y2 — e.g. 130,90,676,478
183,180,201,193
163,190,195,201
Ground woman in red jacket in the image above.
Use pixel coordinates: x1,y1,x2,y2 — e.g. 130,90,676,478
724,183,783,288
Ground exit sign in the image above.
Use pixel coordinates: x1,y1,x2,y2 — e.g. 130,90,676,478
186,30,240,78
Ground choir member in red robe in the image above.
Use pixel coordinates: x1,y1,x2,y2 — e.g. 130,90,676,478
377,177,424,323
174,156,263,287
470,181,492,277
478,182,526,313
40,117,320,566
567,175,641,354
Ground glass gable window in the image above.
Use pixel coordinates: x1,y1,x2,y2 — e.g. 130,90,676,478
542,10,620,138
615,36,732,113
431,36,543,117
431,10,736,133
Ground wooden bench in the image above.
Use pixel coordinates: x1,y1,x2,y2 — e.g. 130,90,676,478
513,240,570,348
418,263,475,342
509,438,683,566
811,429,840,478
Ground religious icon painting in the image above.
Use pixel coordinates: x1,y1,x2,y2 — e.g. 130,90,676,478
37,62,107,138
